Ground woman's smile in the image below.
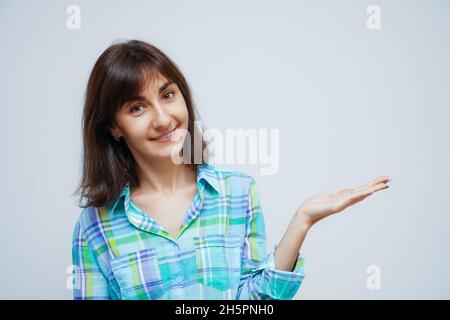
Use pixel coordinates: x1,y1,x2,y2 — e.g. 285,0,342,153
150,125,179,142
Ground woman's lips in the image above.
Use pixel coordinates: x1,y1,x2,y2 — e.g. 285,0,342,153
150,126,178,142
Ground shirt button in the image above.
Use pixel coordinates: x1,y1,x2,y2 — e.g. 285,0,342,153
175,277,183,284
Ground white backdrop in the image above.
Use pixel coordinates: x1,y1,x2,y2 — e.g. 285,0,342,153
0,0,449,299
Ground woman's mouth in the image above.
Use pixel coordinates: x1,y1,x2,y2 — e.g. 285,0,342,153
150,126,178,142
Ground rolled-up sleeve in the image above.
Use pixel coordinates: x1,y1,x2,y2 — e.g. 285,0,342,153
72,218,111,300
236,177,306,300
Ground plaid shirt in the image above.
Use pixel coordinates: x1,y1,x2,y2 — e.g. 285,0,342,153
72,162,306,300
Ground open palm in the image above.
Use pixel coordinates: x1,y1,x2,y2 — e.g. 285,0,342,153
297,176,390,227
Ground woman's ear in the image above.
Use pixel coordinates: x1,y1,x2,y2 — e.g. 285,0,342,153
109,123,123,142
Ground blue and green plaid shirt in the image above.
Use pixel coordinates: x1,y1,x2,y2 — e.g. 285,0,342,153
72,162,306,300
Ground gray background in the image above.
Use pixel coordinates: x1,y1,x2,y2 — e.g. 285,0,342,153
0,0,449,299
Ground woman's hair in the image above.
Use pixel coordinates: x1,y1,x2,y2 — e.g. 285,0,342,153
74,39,211,209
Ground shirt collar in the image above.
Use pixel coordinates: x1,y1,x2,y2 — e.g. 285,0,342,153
106,162,223,216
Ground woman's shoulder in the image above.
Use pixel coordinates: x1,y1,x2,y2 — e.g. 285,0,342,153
73,205,110,236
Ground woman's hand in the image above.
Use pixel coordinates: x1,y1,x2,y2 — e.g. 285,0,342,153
295,176,391,229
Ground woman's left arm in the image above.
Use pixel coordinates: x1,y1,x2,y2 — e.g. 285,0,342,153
274,176,391,272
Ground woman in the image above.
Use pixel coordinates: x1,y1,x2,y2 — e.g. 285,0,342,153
72,39,390,300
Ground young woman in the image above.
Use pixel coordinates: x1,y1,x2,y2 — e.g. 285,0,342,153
72,40,390,300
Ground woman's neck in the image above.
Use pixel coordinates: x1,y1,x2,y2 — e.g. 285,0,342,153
133,161,196,196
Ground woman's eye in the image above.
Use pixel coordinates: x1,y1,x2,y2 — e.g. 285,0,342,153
130,105,144,113
163,91,175,100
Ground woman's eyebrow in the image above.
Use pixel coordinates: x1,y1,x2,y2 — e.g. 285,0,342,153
158,80,174,93
126,80,175,104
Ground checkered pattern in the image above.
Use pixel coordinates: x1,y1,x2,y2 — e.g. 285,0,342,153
72,162,306,300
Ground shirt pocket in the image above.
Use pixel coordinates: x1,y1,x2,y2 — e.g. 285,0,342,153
110,247,164,300
193,233,242,291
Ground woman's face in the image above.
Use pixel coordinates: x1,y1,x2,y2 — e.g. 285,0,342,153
110,72,189,164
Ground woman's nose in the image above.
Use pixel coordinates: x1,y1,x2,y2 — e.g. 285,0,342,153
152,104,171,128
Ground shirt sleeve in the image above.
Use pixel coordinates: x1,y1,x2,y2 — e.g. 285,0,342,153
72,218,111,300
236,177,306,300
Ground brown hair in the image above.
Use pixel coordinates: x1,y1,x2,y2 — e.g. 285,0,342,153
73,39,211,209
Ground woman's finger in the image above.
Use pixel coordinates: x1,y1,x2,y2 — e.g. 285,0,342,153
353,182,389,200
338,185,384,210
331,177,390,212
358,176,390,190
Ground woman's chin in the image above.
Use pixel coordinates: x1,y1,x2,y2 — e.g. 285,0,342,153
147,145,184,161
